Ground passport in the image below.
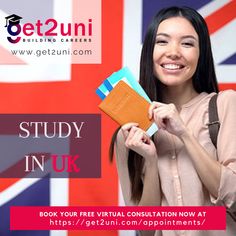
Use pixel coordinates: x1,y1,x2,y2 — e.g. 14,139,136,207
98,80,152,131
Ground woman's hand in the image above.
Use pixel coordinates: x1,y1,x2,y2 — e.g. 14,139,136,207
148,102,187,137
121,123,157,164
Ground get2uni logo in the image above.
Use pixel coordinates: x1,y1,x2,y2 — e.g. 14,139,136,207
5,13,93,44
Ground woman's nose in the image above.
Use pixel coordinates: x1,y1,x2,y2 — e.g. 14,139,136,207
165,43,181,59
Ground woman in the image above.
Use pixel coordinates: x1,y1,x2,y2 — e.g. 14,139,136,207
110,6,236,236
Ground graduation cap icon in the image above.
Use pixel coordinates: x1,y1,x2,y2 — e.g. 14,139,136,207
5,14,22,27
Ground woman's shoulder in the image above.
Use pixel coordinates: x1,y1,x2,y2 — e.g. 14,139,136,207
217,90,236,118
217,89,236,105
218,89,236,98
186,90,236,117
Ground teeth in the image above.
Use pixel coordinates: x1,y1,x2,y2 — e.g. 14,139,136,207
162,64,182,70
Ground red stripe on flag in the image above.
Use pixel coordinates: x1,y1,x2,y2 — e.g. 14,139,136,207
219,83,236,91
68,0,123,236
205,0,236,34
0,179,19,192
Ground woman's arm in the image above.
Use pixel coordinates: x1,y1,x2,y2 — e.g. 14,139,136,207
115,129,133,206
179,129,221,198
115,126,161,236
115,125,161,206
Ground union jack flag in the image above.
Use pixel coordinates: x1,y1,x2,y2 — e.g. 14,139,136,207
0,1,235,236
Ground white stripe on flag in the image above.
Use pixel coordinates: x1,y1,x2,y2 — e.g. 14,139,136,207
50,231,67,236
50,178,68,206
211,19,236,83
122,0,142,81
0,178,41,206
118,182,136,236
50,178,68,236
0,64,71,83
198,0,230,18
120,1,144,235
211,19,236,64
216,65,236,83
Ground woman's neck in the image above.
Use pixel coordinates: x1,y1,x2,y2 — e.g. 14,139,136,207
161,82,199,111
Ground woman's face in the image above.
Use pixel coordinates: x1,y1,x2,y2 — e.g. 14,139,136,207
153,17,199,88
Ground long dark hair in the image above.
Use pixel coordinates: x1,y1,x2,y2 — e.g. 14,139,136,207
109,6,219,203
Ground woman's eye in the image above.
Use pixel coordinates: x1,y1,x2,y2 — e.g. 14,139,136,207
156,40,167,45
182,42,194,47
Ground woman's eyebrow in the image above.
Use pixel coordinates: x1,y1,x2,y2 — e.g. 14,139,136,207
156,33,170,37
156,33,198,41
181,35,198,41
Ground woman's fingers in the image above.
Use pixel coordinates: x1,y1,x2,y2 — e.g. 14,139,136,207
121,123,157,159
148,101,166,119
149,102,182,132
148,102,158,119
153,110,167,130
150,102,187,136
125,128,150,148
121,122,138,139
149,102,170,129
